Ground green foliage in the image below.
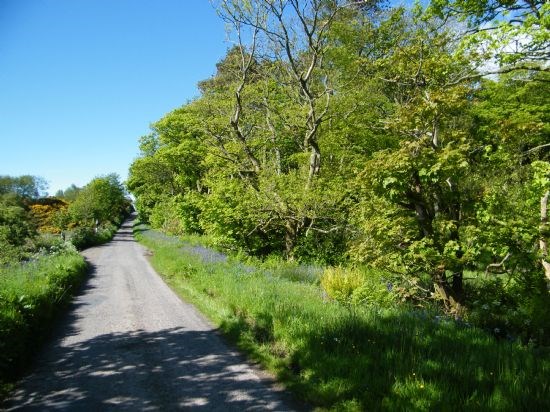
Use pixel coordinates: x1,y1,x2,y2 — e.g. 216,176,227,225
0,198,36,265
32,233,75,255
427,0,549,67
68,174,129,226
0,252,87,394
149,199,182,235
0,173,129,262
54,184,81,202
195,177,269,252
321,266,398,308
351,274,398,308
67,223,118,250
127,0,550,353
0,175,51,264
148,194,202,235
136,227,550,411
127,107,206,222
0,175,48,199
321,267,365,305
465,273,550,346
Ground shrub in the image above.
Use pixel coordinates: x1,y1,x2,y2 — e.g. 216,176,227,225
149,198,185,235
351,269,397,307
0,237,25,266
32,233,65,252
0,252,87,395
321,266,398,308
67,223,118,250
0,200,36,264
321,267,365,305
28,198,68,234
67,226,97,249
465,273,550,345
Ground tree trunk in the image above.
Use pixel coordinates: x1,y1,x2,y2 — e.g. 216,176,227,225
411,172,434,237
285,220,299,260
540,191,550,282
448,189,464,300
451,270,464,301
434,273,463,313
414,202,433,238
307,142,321,186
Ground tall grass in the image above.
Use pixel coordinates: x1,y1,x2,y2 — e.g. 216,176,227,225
0,252,87,398
135,226,549,411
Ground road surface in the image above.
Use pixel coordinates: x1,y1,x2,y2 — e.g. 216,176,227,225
5,218,296,411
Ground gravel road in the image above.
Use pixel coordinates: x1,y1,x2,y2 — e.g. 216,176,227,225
5,218,296,411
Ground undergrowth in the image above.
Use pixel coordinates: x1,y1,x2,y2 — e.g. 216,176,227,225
135,225,550,411
0,252,87,400
67,222,120,250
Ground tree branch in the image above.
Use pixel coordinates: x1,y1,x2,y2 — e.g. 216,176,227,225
485,253,511,276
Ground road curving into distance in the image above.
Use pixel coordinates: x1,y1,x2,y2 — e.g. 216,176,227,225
5,217,297,411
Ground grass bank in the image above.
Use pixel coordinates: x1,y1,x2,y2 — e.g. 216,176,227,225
0,251,87,399
135,225,550,411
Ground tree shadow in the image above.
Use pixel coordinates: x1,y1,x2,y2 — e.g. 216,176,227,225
4,226,299,411
5,326,296,411
109,231,136,242
283,311,549,410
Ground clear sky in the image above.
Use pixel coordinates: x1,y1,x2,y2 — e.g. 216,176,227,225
0,0,228,195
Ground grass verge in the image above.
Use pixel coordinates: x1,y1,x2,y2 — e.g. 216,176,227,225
0,252,87,400
135,225,550,411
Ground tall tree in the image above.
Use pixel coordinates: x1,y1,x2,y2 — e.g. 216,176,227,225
69,174,128,226
0,175,48,199
199,0,387,258
428,0,549,75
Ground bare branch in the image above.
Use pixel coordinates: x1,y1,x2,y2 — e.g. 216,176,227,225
485,253,511,276
524,143,550,154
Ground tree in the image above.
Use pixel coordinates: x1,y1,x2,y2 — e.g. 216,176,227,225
468,72,550,285
348,6,549,305
125,0,550,343
55,184,81,202
214,0,359,185
0,175,48,199
0,196,36,264
191,0,387,259
428,0,549,75
338,8,476,304
69,174,128,226
127,106,207,228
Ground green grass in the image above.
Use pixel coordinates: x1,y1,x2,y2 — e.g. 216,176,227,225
135,225,550,411
0,252,87,399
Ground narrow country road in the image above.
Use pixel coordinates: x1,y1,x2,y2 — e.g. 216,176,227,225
5,218,296,411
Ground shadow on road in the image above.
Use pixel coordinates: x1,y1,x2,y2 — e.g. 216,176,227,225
6,327,292,411
4,219,295,411
3,214,297,411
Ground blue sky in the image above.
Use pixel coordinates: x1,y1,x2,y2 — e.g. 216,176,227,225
0,0,228,195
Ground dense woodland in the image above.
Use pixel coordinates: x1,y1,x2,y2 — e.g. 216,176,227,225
128,0,549,345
